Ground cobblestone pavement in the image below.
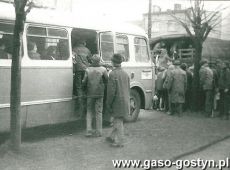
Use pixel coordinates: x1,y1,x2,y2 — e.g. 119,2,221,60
0,110,229,170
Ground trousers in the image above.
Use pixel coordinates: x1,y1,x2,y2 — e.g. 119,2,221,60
86,97,103,135
109,117,125,145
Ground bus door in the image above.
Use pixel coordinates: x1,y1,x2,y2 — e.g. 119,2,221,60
120,36,154,121
132,37,154,109
98,31,115,65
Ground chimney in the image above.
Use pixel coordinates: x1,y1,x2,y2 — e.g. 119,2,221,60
152,5,161,13
174,4,181,11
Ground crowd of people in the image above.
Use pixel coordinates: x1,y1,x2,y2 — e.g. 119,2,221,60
154,58,230,120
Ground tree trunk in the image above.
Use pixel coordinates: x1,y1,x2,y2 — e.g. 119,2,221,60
10,13,24,152
191,39,202,111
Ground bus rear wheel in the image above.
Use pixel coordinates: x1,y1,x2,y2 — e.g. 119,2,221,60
125,89,141,122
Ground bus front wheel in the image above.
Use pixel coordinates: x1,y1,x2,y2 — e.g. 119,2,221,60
125,89,141,122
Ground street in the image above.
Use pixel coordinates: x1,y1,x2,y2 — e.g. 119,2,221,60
0,110,230,170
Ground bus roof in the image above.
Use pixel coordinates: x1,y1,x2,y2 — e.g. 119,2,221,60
0,2,147,36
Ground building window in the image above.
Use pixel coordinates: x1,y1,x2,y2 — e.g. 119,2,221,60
115,35,129,62
134,37,149,63
167,21,177,32
152,21,160,33
26,26,69,60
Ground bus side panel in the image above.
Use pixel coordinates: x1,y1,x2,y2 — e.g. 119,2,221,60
0,66,79,132
0,68,11,104
0,106,27,133
26,100,77,128
21,67,73,102
21,67,78,128
123,65,154,109
0,67,73,103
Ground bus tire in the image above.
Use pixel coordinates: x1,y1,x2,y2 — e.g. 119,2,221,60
125,89,141,122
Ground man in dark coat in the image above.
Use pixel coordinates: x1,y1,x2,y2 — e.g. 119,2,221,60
72,40,91,117
166,60,187,116
163,64,175,114
106,53,130,147
218,61,230,120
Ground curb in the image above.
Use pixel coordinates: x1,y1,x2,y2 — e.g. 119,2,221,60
170,134,230,161
152,135,230,170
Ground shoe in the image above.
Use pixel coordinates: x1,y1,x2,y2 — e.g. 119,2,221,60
93,132,102,137
105,137,114,143
110,143,124,148
85,130,94,137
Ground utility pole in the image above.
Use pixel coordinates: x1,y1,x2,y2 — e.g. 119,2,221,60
148,0,152,39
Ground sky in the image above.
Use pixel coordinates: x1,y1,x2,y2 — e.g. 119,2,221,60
71,0,230,22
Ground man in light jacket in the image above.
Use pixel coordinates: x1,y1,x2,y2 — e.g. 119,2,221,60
199,59,214,117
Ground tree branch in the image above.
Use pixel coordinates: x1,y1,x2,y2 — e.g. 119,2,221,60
202,26,212,42
168,11,194,40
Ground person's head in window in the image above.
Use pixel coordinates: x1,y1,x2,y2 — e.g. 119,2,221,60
0,39,6,50
57,40,69,60
45,46,56,60
27,41,40,60
0,39,8,59
28,41,38,52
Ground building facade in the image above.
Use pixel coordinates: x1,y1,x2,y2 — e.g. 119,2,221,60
142,4,221,39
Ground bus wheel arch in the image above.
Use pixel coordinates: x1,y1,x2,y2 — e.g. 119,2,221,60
125,87,145,122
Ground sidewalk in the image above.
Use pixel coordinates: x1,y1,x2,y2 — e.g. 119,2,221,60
0,110,229,170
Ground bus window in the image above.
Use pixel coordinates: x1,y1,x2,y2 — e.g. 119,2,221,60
0,22,14,59
27,26,69,60
100,32,114,62
115,35,129,62
134,37,149,63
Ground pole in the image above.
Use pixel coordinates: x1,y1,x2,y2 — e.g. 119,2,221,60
148,0,152,39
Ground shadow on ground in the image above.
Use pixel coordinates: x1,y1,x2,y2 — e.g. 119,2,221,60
0,120,113,145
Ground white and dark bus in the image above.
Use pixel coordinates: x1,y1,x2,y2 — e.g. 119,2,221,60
0,3,155,133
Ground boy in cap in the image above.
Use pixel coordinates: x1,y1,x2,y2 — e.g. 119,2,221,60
106,53,130,147
82,54,108,137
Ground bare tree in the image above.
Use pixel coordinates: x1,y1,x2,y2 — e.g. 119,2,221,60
169,0,224,110
10,0,33,152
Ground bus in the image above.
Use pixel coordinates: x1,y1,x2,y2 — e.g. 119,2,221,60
0,3,155,133
150,34,230,67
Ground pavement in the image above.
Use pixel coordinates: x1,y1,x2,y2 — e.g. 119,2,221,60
0,110,229,170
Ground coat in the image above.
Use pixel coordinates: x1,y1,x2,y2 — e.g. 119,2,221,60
82,65,108,98
167,67,187,103
106,67,130,118
199,65,213,90
73,45,91,72
155,71,165,91
218,67,230,90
